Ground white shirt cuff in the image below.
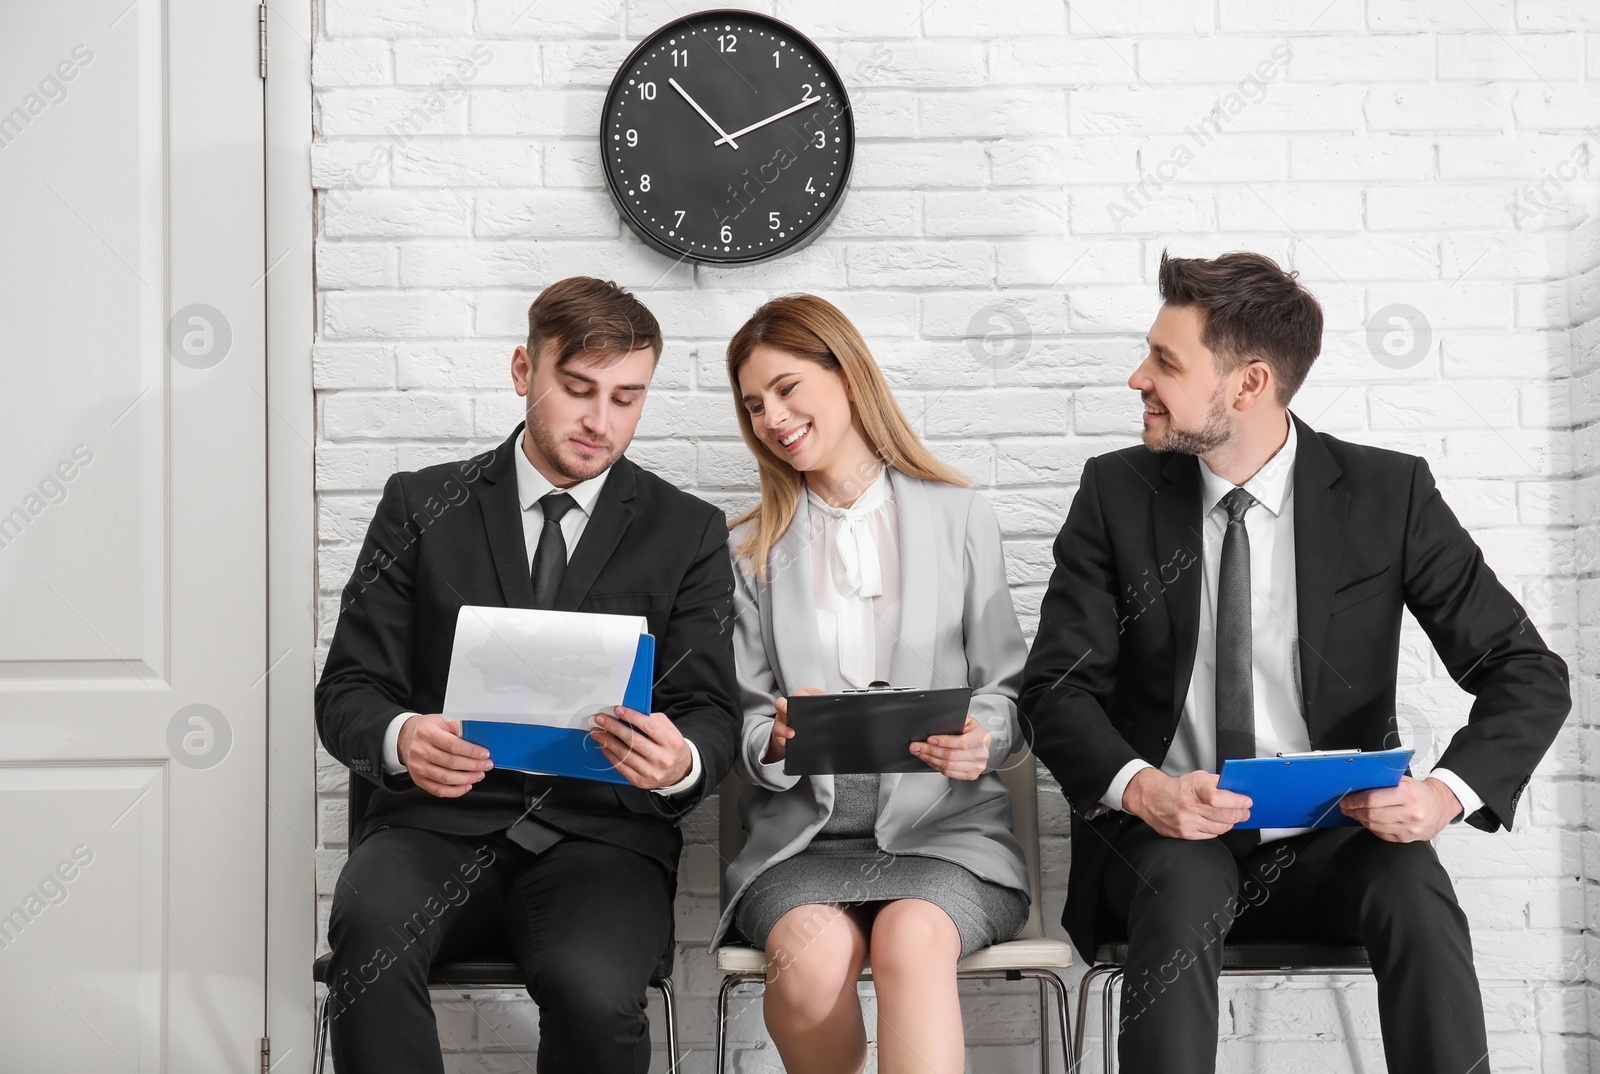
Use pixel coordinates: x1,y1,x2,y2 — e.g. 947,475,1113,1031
1428,767,1483,823
653,738,702,797
1102,759,1154,812
382,713,415,775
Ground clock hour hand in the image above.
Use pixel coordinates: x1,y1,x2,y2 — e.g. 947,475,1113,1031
668,77,740,150
713,95,823,147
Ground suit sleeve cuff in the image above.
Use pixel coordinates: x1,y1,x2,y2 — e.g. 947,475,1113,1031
1428,767,1483,823
758,753,790,782
1103,759,1154,813
654,739,702,797
382,713,415,776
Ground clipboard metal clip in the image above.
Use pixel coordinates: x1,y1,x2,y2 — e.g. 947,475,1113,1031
1274,748,1362,758
840,680,910,694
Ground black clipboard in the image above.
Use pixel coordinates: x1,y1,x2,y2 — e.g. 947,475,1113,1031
782,685,972,775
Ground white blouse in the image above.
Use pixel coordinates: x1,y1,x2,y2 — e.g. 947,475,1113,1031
805,467,902,690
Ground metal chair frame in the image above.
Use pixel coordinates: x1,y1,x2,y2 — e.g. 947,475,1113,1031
715,964,1071,1073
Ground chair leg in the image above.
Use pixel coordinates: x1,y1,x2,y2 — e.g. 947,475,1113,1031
313,989,330,1074
1072,965,1117,1073
1071,971,1092,1072
1023,969,1074,1073
1101,969,1124,1074
715,973,758,1074
654,977,680,1074
1038,977,1050,1074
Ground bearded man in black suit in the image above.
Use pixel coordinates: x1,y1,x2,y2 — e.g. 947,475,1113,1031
1024,251,1569,1074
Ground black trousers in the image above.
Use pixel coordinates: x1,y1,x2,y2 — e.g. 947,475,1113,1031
1102,821,1488,1074
325,825,674,1074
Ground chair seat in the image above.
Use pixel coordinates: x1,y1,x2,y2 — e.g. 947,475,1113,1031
1092,942,1370,971
957,938,1075,972
313,951,528,989
313,951,671,989
715,938,1074,976
715,945,766,975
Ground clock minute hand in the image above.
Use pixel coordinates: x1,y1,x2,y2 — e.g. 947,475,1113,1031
713,95,824,147
668,77,740,149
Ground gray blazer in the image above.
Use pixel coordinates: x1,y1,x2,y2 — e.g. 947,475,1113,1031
712,469,1031,950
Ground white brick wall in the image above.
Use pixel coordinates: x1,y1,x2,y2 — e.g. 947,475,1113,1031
310,3,1599,1070
1568,196,1600,1073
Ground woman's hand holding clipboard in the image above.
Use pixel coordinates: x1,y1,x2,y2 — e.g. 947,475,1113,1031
761,687,823,765
770,685,979,776
910,716,991,780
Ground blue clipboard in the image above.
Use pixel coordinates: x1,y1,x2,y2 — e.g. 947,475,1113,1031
1217,747,1413,829
461,633,655,785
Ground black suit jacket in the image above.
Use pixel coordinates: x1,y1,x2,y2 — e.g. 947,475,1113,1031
315,424,742,874
1021,413,1570,955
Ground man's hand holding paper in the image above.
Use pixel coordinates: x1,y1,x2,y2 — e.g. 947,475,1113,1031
591,706,693,789
396,714,493,798
1340,774,1463,843
1123,768,1254,840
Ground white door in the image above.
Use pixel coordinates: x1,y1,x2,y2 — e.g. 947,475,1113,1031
0,1,267,1070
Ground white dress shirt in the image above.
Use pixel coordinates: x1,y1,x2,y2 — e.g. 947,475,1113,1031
1101,415,1482,837
808,468,901,690
381,435,703,796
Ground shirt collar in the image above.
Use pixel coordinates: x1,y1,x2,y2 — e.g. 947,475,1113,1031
514,431,612,518
805,465,892,519
1197,412,1298,519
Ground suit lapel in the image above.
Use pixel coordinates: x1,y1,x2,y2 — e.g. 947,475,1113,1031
1290,414,1349,736
1153,451,1204,730
769,491,829,691
887,471,938,690
478,425,537,609
882,470,941,806
555,457,637,611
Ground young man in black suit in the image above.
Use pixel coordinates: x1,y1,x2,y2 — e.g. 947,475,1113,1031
316,277,741,1073
1023,252,1570,1073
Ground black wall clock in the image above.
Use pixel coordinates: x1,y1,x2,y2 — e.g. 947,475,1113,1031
600,10,854,264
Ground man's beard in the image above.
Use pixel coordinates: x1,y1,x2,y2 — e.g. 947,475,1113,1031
1148,383,1232,456
528,419,616,483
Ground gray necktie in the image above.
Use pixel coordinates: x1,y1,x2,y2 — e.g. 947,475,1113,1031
1215,487,1259,855
507,490,579,856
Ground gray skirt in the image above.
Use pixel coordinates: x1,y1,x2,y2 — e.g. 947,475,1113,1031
733,774,1030,960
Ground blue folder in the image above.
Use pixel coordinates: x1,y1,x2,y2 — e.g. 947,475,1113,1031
1217,747,1414,829
461,633,655,785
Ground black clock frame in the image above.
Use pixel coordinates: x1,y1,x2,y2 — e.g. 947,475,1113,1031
599,9,855,265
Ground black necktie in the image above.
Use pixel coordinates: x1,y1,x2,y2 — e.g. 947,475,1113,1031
530,491,577,609
508,490,579,857
1215,487,1259,855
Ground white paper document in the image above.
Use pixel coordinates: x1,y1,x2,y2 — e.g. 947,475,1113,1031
442,606,649,728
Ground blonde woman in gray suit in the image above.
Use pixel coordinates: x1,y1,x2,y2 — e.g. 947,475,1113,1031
711,295,1031,1074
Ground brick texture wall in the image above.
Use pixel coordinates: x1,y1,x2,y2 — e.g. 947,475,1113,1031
310,2,1599,1070
1570,197,1599,1072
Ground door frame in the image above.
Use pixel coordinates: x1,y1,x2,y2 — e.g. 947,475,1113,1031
264,0,317,1067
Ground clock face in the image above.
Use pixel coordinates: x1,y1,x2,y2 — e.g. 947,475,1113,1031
600,10,854,264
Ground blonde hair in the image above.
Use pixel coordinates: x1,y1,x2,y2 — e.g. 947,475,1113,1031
726,294,967,577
